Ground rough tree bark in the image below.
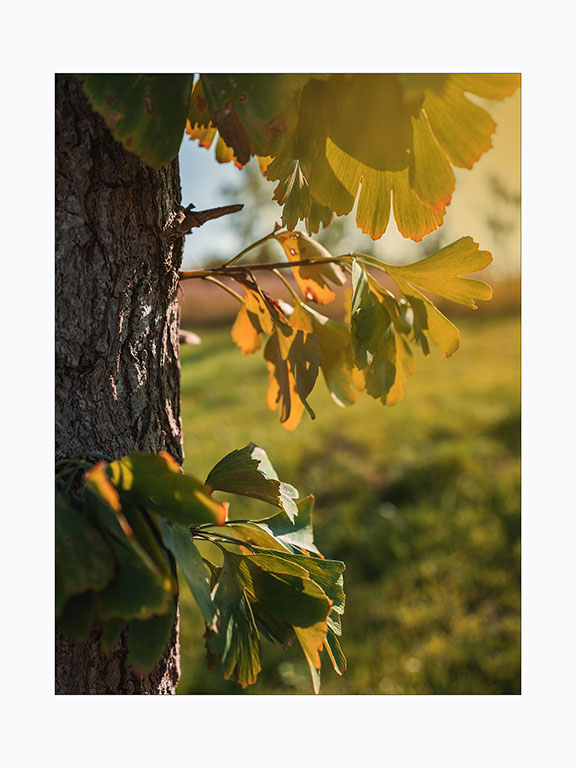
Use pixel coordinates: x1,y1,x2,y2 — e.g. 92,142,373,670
55,74,184,694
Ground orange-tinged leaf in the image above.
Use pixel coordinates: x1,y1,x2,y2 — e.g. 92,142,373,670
411,110,455,212
275,231,345,305
450,73,520,101
231,304,262,355
391,167,446,241
85,462,122,512
423,79,496,169
185,121,217,149
241,284,276,336
187,78,212,129
215,135,245,169
295,621,329,693
257,155,273,174
264,328,320,430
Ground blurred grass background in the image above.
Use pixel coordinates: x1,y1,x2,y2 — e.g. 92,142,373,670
175,277,520,695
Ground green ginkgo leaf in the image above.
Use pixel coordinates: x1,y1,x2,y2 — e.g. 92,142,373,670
350,261,398,399
55,494,116,616
128,598,177,673
105,452,228,527
205,442,299,522
206,552,262,688
201,74,317,164
78,74,194,168
159,520,219,631
228,495,322,556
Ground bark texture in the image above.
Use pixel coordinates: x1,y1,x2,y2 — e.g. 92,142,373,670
55,74,184,694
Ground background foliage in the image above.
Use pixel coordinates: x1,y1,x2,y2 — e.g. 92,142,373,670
177,296,520,694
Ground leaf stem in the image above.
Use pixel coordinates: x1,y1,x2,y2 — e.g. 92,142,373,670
219,230,279,268
192,529,257,553
202,276,244,303
272,268,301,303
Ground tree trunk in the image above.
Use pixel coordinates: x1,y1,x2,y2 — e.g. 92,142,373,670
55,74,184,694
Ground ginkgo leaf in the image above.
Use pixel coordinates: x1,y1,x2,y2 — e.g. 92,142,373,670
206,552,262,688
450,73,521,101
350,261,398,399
57,591,96,644
159,519,219,631
228,495,322,556
127,598,176,673
422,79,498,169
250,600,296,651
257,548,345,617
55,494,116,616
215,134,243,169
264,73,519,240
79,74,194,169
231,304,262,355
324,630,347,675
100,618,125,653
264,328,321,430
205,442,299,522
274,231,346,305
295,622,327,694
187,77,212,130
402,286,461,358
290,301,359,407
201,74,316,164
96,530,175,622
382,237,493,308
237,553,332,629
105,452,228,526
306,199,335,235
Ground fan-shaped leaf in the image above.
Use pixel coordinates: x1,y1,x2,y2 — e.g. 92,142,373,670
206,553,262,688
205,442,299,522
56,494,116,616
105,452,228,527
274,231,345,305
78,74,194,169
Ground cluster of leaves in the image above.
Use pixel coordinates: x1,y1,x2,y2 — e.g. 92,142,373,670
205,230,493,430
56,445,345,692
78,73,520,242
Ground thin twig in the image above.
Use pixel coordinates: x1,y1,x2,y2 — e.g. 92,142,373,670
179,254,356,280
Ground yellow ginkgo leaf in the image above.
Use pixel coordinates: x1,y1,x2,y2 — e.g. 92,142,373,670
383,237,493,308
275,231,346,305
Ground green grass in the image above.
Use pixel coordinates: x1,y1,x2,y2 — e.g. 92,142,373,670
176,312,520,694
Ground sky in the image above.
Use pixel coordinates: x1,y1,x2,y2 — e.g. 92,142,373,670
178,84,521,278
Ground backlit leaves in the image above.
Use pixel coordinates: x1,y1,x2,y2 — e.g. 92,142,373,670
265,73,519,239
81,73,519,240
223,229,493,421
